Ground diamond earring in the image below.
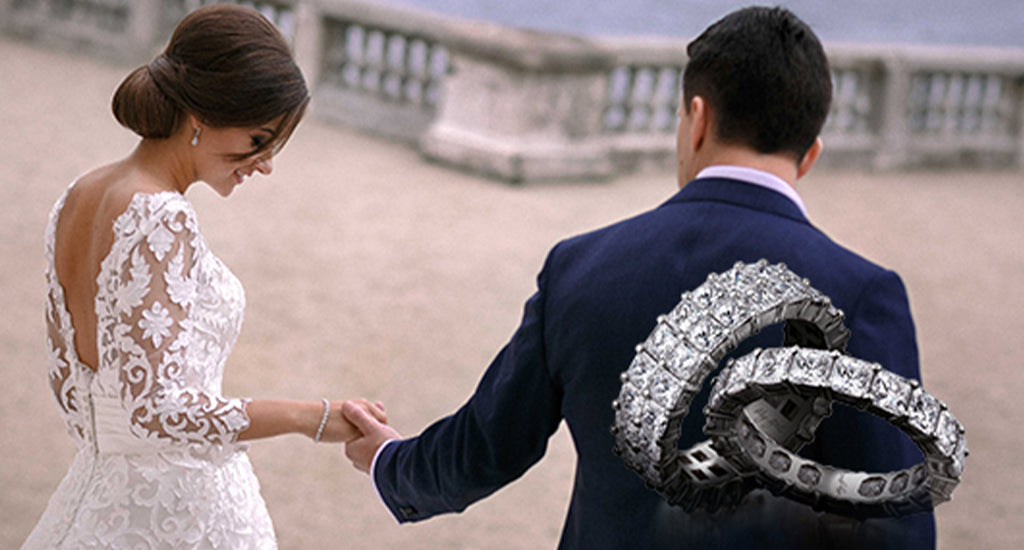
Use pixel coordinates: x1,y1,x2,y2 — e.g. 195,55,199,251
191,126,201,147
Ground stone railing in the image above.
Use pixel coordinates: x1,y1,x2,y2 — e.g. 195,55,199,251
824,45,1024,170
2,0,167,60
0,0,298,62
308,0,451,144
4,0,1023,181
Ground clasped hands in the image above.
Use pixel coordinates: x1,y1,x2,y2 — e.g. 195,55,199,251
333,399,401,474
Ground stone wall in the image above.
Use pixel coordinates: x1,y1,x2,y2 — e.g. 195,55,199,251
4,0,1023,181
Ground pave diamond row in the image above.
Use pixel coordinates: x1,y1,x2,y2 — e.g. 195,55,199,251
705,346,967,517
611,260,850,510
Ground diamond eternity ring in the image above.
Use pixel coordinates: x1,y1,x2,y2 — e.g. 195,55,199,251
704,346,967,517
611,260,851,511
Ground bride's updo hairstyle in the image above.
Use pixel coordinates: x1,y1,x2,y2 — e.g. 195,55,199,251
112,4,309,159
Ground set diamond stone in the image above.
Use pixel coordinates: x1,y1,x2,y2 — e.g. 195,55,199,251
611,260,966,516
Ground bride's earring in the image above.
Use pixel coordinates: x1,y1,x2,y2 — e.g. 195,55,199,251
191,126,201,147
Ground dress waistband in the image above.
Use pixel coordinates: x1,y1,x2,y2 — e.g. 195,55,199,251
92,394,247,463
93,394,162,455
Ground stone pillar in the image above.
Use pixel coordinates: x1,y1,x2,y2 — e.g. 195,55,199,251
422,23,616,182
1015,76,1024,170
873,51,911,171
0,0,12,33
126,0,165,61
292,0,323,92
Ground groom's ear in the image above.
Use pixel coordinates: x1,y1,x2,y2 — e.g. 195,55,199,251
689,96,710,153
796,138,823,179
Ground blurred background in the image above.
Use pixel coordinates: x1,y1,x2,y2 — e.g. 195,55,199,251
2,1,1022,548
391,0,1024,46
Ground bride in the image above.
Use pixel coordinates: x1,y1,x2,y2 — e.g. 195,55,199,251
22,5,384,548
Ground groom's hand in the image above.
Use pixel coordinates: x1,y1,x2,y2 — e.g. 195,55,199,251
342,400,401,474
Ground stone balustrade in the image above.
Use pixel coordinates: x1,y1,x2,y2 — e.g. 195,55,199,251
4,0,1022,181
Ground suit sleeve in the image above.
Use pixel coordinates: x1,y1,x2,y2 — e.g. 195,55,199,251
803,268,936,549
372,253,564,523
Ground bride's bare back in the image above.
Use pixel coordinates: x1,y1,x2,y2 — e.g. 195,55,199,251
53,163,170,371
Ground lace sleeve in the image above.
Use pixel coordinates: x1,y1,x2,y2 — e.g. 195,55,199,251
107,197,250,450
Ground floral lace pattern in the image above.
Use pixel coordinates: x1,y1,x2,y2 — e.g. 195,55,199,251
24,187,276,549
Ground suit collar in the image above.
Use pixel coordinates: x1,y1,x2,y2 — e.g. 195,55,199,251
661,177,811,224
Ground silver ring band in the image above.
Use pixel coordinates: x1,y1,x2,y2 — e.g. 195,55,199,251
611,260,850,511
705,346,967,517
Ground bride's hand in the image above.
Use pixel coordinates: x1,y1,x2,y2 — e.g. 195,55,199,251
342,400,402,473
312,399,386,443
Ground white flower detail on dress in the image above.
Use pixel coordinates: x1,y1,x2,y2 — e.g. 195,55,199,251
139,302,174,348
114,248,151,316
166,248,197,307
45,337,77,419
147,221,177,262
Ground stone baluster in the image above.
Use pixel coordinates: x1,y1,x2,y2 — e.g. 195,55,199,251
420,22,615,182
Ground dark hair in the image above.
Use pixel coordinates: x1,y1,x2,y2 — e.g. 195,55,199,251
112,4,309,159
682,6,832,160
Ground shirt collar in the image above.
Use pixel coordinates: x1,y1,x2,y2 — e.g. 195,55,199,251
695,165,808,218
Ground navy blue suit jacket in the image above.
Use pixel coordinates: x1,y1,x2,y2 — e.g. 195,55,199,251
373,177,936,549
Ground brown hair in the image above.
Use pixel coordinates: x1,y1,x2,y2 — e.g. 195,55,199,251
682,7,831,160
112,4,309,159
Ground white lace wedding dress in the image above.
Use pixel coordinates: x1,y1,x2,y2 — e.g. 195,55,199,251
23,186,277,549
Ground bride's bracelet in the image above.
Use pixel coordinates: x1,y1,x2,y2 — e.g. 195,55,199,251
314,398,330,442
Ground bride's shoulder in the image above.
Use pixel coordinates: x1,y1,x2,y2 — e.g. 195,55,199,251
65,163,194,238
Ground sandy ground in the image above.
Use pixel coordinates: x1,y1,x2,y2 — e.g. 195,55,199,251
1,36,1022,548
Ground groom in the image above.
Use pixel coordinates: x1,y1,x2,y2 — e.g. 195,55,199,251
342,6,936,549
